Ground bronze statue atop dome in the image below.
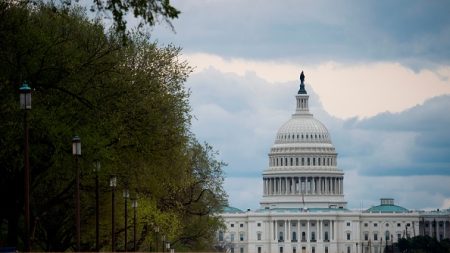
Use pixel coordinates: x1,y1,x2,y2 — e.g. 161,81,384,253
298,71,307,94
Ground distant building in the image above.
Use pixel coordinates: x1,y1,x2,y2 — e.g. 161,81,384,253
219,73,450,253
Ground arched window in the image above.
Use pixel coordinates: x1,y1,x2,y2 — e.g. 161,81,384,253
279,231,284,242
385,231,390,241
292,231,297,241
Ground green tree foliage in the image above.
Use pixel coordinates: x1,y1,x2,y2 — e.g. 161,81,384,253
9,0,180,38
0,2,227,251
397,236,450,253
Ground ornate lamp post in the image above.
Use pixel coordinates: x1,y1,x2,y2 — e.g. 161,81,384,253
72,136,81,251
20,82,31,252
110,175,117,252
131,198,138,252
123,188,130,252
94,160,101,251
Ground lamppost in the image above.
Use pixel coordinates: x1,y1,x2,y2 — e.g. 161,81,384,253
94,160,101,251
165,241,170,253
20,82,31,252
162,235,166,253
131,198,138,252
155,227,159,252
72,136,81,251
110,175,117,252
123,188,130,252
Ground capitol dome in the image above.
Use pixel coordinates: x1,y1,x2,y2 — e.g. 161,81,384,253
260,72,346,209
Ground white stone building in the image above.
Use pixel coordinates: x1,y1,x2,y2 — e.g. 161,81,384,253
219,73,450,253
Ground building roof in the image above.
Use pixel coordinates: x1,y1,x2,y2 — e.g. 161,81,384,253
222,206,244,213
364,198,409,213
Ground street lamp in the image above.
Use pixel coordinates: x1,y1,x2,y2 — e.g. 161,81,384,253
72,136,81,251
162,235,166,253
165,241,170,253
110,175,117,252
93,160,101,251
20,82,31,252
123,188,130,252
155,227,159,252
131,198,138,252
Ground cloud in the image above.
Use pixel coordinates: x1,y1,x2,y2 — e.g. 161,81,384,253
183,54,450,119
152,0,450,68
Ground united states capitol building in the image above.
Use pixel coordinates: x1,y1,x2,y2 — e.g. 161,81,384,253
218,72,450,253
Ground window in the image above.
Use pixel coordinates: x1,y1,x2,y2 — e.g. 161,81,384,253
231,224,234,228
231,248,234,253
240,247,244,253
278,231,284,242
290,158,293,166
385,223,389,227
347,246,351,253
374,223,378,227
218,231,224,241
240,232,244,241
292,231,297,241
311,247,315,253
301,232,306,241
324,223,329,227
240,224,244,228
397,223,401,227
347,222,351,227
347,233,351,240
258,247,261,253
374,233,378,241
296,158,299,166
257,232,262,241
231,233,235,242
324,231,329,241
385,231,390,241
279,247,283,253
364,223,368,227
364,233,368,241
325,247,328,253
311,222,315,227
307,158,310,165
311,232,316,241
257,223,261,227
313,158,315,166
302,158,304,166
293,247,296,253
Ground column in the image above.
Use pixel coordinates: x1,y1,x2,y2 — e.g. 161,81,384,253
318,220,321,241
285,177,288,195
287,220,290,241
273,220,276,240
319,177,322,194
307,220,310,242
331,221,334,241
312,177,316,194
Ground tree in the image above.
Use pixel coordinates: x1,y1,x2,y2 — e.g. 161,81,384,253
8,0,180,38
0,2,227,251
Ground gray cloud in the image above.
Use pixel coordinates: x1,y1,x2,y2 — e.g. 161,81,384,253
151,0,450,69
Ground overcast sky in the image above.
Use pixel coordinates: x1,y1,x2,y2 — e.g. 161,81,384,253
147,0,450,211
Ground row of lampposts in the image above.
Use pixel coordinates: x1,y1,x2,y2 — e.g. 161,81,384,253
20,83,141,252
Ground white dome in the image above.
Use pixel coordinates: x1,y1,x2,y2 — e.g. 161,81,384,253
275,114,332,144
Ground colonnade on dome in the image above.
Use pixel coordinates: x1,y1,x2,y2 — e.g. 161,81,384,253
263,176,344,196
